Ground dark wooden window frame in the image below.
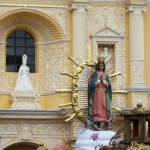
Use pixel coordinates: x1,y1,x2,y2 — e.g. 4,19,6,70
6,30,35,73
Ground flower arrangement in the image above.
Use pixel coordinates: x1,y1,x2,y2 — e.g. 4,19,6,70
91,133,104,150
53,144,62,150
53,144,69,150
91,133,99,141
90,132,124,150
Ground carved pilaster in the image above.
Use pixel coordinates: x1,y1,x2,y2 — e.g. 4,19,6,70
34,43,45,92
71,3,90,64
127,92,148,108
128,5,147,90
0,42,6,90
69,119,83,150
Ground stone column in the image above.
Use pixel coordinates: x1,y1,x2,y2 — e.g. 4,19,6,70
71,2,90,63
129,5,147,90
128,4,148,108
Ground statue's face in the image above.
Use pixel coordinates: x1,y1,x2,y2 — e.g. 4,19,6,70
99,63,104,71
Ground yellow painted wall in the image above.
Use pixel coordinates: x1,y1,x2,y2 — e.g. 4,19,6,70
144,6,150,88
39,93,71,109
0,93,71,109
0,95,11,108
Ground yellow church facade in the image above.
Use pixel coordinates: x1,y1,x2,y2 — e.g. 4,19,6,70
0,0,150,149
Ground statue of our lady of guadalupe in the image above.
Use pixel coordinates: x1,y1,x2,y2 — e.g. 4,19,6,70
88,60,112,129
14,54,33,91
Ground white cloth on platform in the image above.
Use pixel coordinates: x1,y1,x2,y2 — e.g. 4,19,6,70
75,129,116,150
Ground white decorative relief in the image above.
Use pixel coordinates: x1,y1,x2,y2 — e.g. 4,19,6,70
31,7,68,37
44,42,71,91
63,42,72,88
11,91,41,110
88,6,126,89
0,6,23,17
130,60,144,85
129,5,147,15
0,120,71,149
112,94,127,108
70,119,83,139
94,27,122,37
72,3,90,12
33,124,67,135
0,0,69,4
19,123,33,140
91,0,126,2
45,43,63,90
0,42,6,91
38,45,45,92
0,124,19,134
131,92,148,108
87,7,125,36
0,6,67,38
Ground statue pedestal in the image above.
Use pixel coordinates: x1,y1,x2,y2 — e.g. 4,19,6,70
11,91,41,110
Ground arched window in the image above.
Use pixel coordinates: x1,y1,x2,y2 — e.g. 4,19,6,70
6,30,35,73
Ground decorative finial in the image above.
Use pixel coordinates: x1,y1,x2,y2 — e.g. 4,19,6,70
134,103,143,111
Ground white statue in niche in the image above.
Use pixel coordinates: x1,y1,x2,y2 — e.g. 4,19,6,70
14,54,33,91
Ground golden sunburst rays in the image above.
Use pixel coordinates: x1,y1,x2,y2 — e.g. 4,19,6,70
57,55,123,123
111,105,122,112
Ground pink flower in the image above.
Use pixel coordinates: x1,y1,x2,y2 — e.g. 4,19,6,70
54,144,62,150
91,133,99,141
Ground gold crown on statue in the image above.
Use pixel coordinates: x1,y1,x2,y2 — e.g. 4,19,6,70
97,55,104,63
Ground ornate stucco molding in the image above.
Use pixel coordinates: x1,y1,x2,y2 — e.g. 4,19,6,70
129,5,147,15
130,60,144,86
11,91,41,110
0,0,69,5
0,109,64,119
128,0,147,5
91,27,124,90
34,39,70,45
0,109,72,149
71,2,91,12
91,0,126,2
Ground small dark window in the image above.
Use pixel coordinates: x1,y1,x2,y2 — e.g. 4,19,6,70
6,30,35,73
